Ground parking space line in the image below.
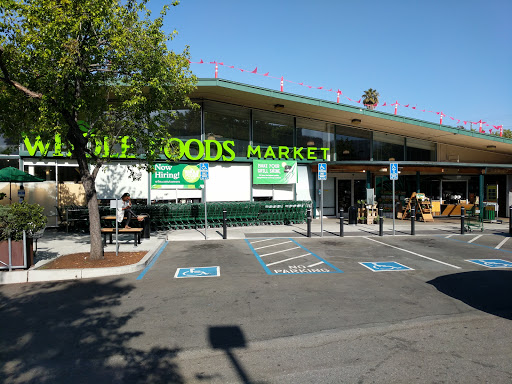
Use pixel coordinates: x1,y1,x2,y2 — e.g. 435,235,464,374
260,247,301,257
468,235,483,243
445,234,455,238
442,236,512,254
253,241,292,250
249,238,275,244
289,239,344,273
365,237,461,269
308,261,324,268
495,237,510,250
267,254,310,266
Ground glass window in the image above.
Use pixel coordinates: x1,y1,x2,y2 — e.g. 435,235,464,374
253,110,294,148
58,166,82,183
24,164,56,181
406,138,436,161
204,101,250,158
373,132,404,161
296,118,334,160
0,157,19,169
335,125,371,161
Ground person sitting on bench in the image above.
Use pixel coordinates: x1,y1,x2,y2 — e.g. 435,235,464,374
117,193,144,229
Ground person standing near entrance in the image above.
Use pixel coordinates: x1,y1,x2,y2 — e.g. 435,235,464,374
117,193,142,228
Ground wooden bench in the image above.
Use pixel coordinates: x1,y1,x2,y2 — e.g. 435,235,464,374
101,228,143,246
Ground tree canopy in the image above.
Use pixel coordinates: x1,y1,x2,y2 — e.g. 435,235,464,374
362,88,379,109
0,0,197,259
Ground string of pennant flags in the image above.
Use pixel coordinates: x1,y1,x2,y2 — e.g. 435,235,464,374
189,59,504,137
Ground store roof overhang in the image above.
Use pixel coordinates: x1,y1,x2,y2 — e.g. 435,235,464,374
192,79,512,156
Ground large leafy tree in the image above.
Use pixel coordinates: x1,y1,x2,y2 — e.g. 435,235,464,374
0,0,196,259
362,88,379,110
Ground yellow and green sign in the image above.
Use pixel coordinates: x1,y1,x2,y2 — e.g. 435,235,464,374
253,160,297,185
151,163,203,189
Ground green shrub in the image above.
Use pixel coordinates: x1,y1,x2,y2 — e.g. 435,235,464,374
0,202,47,241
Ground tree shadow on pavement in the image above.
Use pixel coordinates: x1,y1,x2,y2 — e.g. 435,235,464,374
427,270,512,320
0,279,183,383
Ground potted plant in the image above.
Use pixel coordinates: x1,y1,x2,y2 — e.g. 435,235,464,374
0,202,47,269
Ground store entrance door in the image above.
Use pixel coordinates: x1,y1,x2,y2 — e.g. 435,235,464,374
337,178,367,216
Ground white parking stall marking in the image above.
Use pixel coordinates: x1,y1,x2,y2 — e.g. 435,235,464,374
495,237,510,250
249,238,275,244
445,234,455,238
253,241,292,250
307,261,324,268
365,237,461,269
266,254,310,266
468,235,483,244
260,247,301,257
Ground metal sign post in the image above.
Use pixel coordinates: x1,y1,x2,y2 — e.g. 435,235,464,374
390,163,398,236
318,163,327,238
110,199,120,255
200,163,209,240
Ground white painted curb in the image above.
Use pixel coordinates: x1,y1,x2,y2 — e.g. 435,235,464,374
0,240,165,285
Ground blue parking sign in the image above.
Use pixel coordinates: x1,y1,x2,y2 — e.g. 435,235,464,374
200,163,209,171
390,163,398,180
360,261,413,272
466,259,512,268
175,266,220,278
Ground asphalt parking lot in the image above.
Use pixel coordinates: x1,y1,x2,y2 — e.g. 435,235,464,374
2,232,512,383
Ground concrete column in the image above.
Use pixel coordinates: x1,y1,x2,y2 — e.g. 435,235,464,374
479,173,484,220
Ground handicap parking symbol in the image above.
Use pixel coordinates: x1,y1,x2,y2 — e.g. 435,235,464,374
360,261,413,272
466,259,512,268
175,266,220,278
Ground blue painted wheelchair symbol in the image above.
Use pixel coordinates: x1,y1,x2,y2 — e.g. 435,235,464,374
360,261,413,272
466,259,512,268
175,266,220,278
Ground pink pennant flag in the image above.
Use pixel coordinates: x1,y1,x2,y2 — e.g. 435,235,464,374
251,67,257,74
411,106,416,110
317,86,323,90
240,69,245,72
210,61,217,64
219,62,224,65
450,117,455,120
422,109,425,112
356,99,361,103
263,72,269,76
382,102,387,106
328,88,333,92
404,104,409,107
347,97,353,101
199,59,204,63
488,129,492,133
229,65,234,68
463,121,467,125
299,82,304,86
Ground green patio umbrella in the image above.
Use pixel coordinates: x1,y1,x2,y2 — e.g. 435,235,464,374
0,167,45,203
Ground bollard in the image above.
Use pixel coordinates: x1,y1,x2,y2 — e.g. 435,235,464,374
411,206,416,236
509,206,512,236
379,208,384,236
222,209,227,239
339,208,344,237
307,208,312,238
460,206,465,235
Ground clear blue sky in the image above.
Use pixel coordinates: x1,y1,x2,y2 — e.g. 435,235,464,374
151,0,512,132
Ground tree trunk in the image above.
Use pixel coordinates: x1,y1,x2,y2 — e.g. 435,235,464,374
83,175,104,260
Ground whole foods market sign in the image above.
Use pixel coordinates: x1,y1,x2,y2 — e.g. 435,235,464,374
253,160,297,185
23,136,330,161
151,163,203,189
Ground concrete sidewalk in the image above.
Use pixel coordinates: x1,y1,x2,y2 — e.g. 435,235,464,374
1,216,509,284
166,216,511,241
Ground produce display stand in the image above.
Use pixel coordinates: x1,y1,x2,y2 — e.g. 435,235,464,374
401,192,434,222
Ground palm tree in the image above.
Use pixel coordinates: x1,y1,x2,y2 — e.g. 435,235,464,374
362,88,380,110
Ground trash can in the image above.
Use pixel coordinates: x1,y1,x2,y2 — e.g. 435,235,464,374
484,206,495,221
348,206,357,224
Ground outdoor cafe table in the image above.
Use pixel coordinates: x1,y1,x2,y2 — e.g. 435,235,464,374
101,214,151,239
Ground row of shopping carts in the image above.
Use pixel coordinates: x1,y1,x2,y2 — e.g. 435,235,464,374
62,201,311,231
